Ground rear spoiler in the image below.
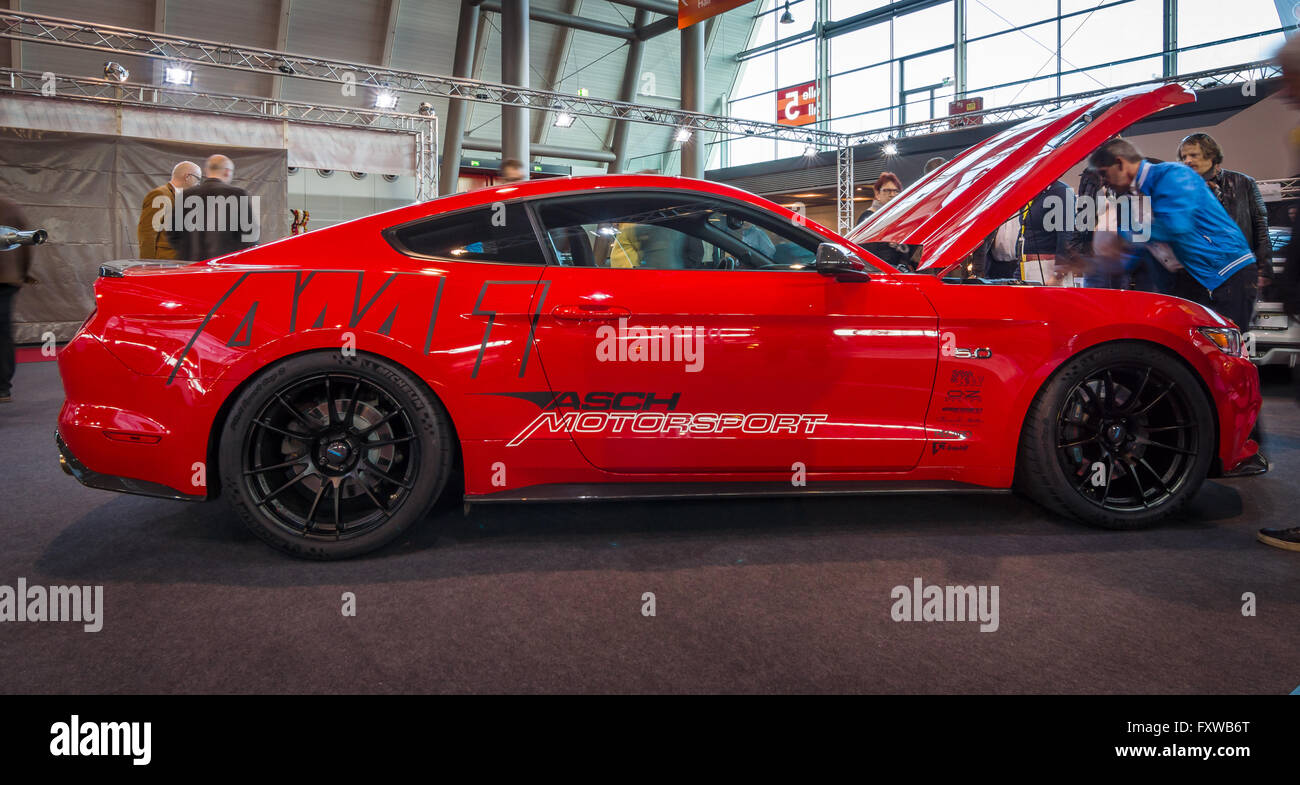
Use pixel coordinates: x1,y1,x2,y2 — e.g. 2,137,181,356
98,259,191,278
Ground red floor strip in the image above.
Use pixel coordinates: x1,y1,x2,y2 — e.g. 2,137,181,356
15,345,62,363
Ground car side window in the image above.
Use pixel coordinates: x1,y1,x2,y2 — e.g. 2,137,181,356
385,203,545,264
534,193,819,270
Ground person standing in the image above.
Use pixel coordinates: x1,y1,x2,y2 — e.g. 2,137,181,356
499,159,526,183
168,155,257,261
0,196,35,403
856,172,902,225
1177,133,1271,296
922,156,947,174
1090,139,1256,329
1021,180,1076,285
137,161,200,259
1257,34,1300,552
1069,167,1124,288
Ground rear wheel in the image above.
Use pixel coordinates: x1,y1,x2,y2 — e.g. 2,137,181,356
219,352,453,559
1015,342,1216,529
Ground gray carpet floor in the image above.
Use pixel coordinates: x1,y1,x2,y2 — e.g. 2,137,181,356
1,360,1297,693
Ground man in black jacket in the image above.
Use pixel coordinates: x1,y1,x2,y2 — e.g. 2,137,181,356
1021,180,1076,284
1177,133,1271,294
167,155,258,261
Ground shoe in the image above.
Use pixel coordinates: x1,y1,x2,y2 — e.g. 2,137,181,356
0,393,11,403
1257,527,1300,552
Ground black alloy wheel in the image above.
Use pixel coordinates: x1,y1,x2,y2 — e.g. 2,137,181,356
221,352,453,559
1055,364,1198,512
1016,342,1216,529
241,371,418,539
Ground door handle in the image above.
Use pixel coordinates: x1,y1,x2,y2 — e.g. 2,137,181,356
551,304,631,322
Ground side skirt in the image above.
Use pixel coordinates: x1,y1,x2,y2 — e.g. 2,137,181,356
467,480,1009,505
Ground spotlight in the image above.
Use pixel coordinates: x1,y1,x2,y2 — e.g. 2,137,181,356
553,112,575,128
418,101,435,116
163,65,193,86
674,127,692,143
276,59,295,75
104,61,129,82
882,141,898,156
374,90,399,110
779,1,794,24
803,136,816,157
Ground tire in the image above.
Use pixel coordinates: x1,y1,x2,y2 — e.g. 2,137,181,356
219,351,453,559
1015,342,1216,530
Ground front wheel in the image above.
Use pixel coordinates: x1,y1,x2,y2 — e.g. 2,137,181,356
1015,342,1216,529
219,352,453,559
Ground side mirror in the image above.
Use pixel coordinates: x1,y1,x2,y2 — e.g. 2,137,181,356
815,242,871,279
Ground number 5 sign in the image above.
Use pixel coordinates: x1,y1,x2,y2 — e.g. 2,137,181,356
777,82,818,126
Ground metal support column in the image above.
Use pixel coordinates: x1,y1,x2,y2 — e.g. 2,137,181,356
836,143,854,236
417,117,439,201
500,0,530,176
1163,0,1178,78
679,20,704,178
954,0,966,100
816,0,830,131
610,9,649,173
440,0,479,195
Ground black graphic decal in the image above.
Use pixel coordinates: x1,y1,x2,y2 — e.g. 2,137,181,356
349,272,397,328
289,271,317,333
227,301,259,347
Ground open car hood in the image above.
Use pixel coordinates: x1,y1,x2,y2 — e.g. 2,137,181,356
848,83,1196,274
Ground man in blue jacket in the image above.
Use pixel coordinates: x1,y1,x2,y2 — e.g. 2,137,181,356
1089,138,1256,328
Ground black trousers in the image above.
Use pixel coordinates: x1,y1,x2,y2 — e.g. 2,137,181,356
0,284,15,396
1170,266,1256,330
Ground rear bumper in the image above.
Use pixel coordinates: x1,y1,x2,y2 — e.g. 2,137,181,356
56,431,205,502
56,330,227,501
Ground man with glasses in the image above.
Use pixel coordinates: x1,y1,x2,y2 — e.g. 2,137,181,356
1089,138,1256,329
137,161,201,260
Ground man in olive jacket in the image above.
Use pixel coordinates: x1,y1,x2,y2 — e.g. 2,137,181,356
137,161,200,259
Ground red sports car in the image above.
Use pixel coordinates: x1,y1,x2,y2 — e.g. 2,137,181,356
57,83,1264,559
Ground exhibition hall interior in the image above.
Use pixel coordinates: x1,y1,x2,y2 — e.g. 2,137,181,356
1,0,1298,700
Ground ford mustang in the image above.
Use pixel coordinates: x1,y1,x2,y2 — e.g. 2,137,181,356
56,83,1265,559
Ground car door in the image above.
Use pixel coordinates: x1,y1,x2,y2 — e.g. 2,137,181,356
526,190,939,474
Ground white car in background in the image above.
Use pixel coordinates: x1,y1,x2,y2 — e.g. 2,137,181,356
1247,226,1297,367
